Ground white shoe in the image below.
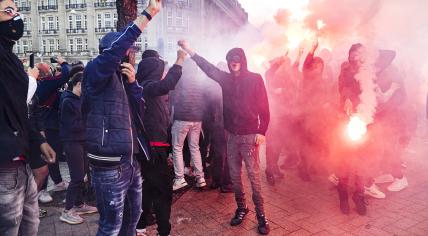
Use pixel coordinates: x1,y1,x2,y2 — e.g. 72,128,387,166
38,190,53,203
374,174,394,184
53,181,69,192
173,178,188,191
387,177,408,192
196,177,207,188
59,209,84,225
328,174,339,186
184,167,193,177
136,228,147,236
364,184,386,199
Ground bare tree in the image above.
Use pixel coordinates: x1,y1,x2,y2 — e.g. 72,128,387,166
116,0,138,31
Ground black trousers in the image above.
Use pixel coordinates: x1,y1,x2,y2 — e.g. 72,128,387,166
138,147,173,236
63,142,88,210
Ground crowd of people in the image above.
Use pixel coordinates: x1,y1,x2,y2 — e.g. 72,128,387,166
0,0,419,235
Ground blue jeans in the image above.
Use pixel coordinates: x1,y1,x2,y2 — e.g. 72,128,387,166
0,163,39,236
91,159,142,236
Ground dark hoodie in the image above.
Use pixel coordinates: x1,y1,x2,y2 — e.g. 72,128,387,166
136,57,182,144
59,90,85,142
192,48,270,136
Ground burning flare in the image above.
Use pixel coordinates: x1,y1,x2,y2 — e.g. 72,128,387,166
347,116,367,141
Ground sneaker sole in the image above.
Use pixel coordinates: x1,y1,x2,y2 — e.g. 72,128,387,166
364,192,386,199
59,216,84,225
76,210,98,215
173,183,188,191
38,198,53,204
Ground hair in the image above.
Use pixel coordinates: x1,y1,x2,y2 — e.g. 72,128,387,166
69,64,85,79
67,71,83,90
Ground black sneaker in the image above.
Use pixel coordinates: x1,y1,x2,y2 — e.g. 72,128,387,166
257,214,270,235
230,207,249,226
265,171,275,186
352,192,367,216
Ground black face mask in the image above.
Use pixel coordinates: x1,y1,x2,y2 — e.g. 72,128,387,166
0,15,24,41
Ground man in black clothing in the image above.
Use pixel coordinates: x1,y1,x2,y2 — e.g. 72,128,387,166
178,40,271,235
0,1,55,234
135,49,185,236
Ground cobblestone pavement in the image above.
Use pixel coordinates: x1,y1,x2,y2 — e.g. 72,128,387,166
39,136,428,236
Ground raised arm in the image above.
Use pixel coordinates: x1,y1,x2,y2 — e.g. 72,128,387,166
178,40,229,86
142,50,186,97
86,0,162,89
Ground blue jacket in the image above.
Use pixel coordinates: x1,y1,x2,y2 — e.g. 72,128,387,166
82,24,144,163
59,90,85,143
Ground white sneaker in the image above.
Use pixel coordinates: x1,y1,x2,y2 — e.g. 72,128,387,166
136,228,147,236
59,209,84,225
328,174,339,186
374,174,394,184
184,167,193,177
38,190,53,203
364,184,386,199
173,178,188,191
387,177,408,192
53,181,69,192
196,177,207,188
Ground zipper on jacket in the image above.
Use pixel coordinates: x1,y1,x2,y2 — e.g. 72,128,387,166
102,118,105,146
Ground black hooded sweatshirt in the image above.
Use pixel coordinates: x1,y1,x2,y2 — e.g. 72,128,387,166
59,90,85,142
192,48,270,136
0,37,45,164
136,58,182,144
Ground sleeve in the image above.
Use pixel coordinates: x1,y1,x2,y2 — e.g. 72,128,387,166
36,63,71,103
60,99,81,133
125,80,144,103
256,75,270,136
192,54,229,86
86,24,142,90
142,64,183,97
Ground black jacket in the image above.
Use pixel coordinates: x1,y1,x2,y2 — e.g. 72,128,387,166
0,37,44,164
192,48,270,135
136,57,182,143
59,90,85,142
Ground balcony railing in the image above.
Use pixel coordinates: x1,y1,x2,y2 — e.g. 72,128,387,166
66,28,87,34
18,6,31,12
39,29,59,35
65,3,87,9
95,27,116,33
38,5,58,11
94,2,115,8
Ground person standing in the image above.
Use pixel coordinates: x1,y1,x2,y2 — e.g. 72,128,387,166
178,40,271,235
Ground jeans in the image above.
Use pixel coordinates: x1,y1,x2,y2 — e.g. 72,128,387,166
138,147,173,236
227,133,265,215
172,120,204,179
64,142,88,210
91,158,142,236
0,163,39,236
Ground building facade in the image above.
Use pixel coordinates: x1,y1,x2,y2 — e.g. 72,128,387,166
15,0,248,63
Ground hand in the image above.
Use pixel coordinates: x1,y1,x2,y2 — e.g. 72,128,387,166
177,40,195,56
121,62,136,83
146,0,162,16
56,56,66,65
177,49,187,60
344,99,353,116
40,142,56,164
27,67,39,79
255,134,266,146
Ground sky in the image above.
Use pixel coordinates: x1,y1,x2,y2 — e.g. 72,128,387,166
239,0,310,26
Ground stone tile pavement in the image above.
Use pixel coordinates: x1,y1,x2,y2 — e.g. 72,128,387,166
38,136,428,236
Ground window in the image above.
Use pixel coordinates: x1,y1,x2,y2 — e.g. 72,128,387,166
167,39,173,51
49,39,55,52
97,14,102,28
76,15,82,29
144,37,148,50
69,39,74,52
41,17,46,31
23,40,29,53
48,16,54,30
57,39,60,50
113,13,117,28
85,39,88,50
68,15,73,29
56,17,59,29
42,40,46,52
84,15,87,29
76,38,83,51
167,10,172,26
105,13,111,28
23,17,28,31
176,10,183,26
